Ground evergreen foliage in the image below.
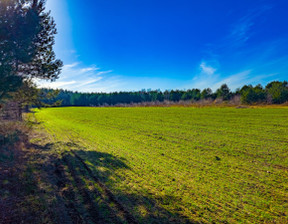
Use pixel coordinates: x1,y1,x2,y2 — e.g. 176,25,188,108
0,0,62,101
40,81,288,107
265,81,288,104
216,84,231,100
240,84,267,104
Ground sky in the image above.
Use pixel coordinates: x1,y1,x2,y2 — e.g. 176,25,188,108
39,0,288,92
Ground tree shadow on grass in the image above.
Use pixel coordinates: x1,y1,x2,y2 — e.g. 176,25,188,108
60,142,199,224
0,140,50,224
26,142,54,151
1,139,200,224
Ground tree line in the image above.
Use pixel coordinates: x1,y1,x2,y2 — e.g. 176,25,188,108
41,81,288,107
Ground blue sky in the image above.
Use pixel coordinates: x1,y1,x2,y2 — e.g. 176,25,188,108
39,0,288,92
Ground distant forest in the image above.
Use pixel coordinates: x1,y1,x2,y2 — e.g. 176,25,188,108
41,81,288,107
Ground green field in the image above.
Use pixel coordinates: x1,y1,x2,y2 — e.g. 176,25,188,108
34,107,288,223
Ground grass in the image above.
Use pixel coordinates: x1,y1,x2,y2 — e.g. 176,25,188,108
34,106,288,223
0,120,51,223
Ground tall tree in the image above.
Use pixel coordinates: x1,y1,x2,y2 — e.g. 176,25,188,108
0,0,62,101
216,84,231,100
201,88,213,99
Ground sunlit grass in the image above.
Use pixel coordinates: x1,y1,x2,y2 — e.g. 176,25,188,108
35,107,288,223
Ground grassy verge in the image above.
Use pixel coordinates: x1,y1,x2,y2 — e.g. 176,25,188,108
0,118,71,223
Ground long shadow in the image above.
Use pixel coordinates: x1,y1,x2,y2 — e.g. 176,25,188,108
0,140,51,223
26,142,54,151
1,140,199,224
60,142,198,224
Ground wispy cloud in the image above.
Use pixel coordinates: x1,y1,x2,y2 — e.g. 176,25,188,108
212,70,277,90
189,3,286,91
61,63,100,78
36,62,188,92
36,62,122,92
230,19,254,43
181,61,219,90
200,62,217,75
211,70,252,90
76,77,103,87
186,59,278,91
229,5,272,45
80,67,98,73
39,81,77,89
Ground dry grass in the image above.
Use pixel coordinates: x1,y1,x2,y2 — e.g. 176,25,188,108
0,119,33,223
0,120,30,159
95,97,288,108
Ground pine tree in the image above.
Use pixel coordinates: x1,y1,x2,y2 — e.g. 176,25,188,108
0,0,63,100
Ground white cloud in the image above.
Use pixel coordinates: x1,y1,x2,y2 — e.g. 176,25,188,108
76,77,103,87
36,62,120,92
211,70,251,90
181,61,219,90
36,61,186,93
62,63,79,70
96,70,113,76
211,70,277,90
80,67,99,73
184,59,277,91
38,81,77,89
200,62,216,75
